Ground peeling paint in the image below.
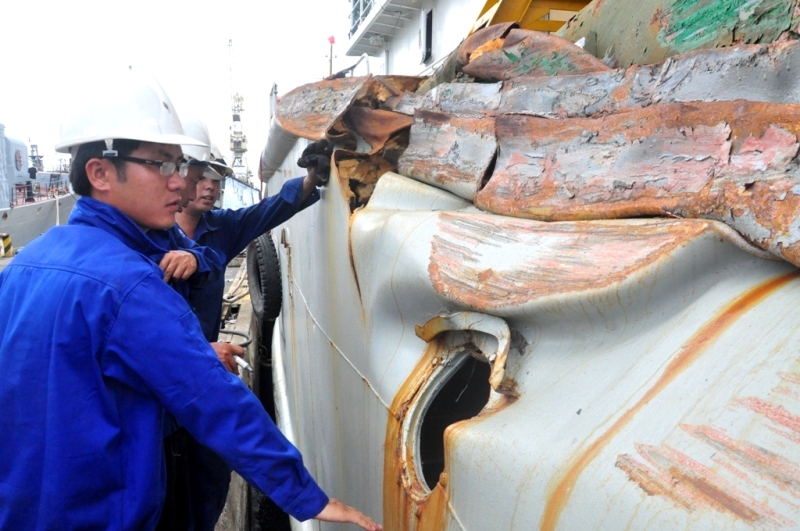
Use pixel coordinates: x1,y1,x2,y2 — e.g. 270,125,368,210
475,102,800,265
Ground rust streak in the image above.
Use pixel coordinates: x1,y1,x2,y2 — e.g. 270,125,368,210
541,270,800,531
617,440,794,525
737,396,800,434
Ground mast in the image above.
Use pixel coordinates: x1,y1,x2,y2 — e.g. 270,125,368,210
228,39,251,184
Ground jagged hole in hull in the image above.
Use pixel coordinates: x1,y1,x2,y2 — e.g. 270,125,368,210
418,355,491,490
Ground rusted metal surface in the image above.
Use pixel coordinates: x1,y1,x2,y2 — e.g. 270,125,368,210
345,107,413,155
474,101,800,265
462,28,611,80
258,13,800,530
458,21,519,65
275,76,370,140
397,110,497,201
557,0,800,67
334,150,399,211
499,40,800,117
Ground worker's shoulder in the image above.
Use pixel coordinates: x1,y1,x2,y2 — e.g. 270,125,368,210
11,225,161,292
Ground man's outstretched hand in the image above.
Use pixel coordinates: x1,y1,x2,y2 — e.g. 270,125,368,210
315,498,382,531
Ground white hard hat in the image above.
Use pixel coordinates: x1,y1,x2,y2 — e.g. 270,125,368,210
181,116,212,163
55,68,205,154
209,143,234,177
203,165,224,181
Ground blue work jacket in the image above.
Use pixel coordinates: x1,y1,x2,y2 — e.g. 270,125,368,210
186,177,319,341
0,197,328,530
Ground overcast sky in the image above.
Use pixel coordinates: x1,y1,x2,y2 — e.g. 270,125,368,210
0,0,352,178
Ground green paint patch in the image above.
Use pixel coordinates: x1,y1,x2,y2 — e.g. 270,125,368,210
511,51,578,77
659,0,794,52
502,50,520,62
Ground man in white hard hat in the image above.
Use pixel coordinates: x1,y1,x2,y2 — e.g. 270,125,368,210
0,68,381,531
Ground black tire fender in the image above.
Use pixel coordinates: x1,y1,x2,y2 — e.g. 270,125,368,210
247,232,282,320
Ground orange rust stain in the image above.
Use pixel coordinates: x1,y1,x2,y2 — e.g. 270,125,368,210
540,270,800,531
617,440,794,526
383,342,450,531
682,424,800,497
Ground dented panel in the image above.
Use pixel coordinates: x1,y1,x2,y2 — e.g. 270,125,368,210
476,102,800,264
398,110,497,201
261,11,800,531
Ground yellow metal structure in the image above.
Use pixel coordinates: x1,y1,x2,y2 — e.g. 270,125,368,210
473,0,592,33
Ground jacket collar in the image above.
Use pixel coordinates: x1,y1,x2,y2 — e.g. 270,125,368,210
68,197,171,264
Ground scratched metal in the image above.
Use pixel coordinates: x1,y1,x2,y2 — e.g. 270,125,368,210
474,102,800,265
462,28,611,81
347,172,800,529
397,110,497,201
500,40,800,118
557,0,800,67
275,76,369,140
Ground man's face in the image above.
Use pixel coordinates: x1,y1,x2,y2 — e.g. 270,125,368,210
184,177,221,215
180,165,204,209
103,142,186,230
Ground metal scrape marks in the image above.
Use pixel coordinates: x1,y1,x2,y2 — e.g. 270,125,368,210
616,440,793,526
475,101,800,264
428,212,714,311
398,110,497,201
462,28,611,81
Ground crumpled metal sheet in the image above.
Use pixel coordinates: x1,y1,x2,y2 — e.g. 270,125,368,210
499,40,800,117
474,101,800,264
461,28,611,81
457,21,519,65
276,76,370,140
397,110,497,201
557,0,800,67
275,75,424,142
344,107,413,155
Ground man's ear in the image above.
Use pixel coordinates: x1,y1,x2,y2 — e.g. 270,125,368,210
85,158,116,193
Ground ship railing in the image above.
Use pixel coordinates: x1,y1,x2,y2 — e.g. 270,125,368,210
9,175,71,207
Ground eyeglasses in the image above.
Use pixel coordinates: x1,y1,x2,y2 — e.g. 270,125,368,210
106,155,189,178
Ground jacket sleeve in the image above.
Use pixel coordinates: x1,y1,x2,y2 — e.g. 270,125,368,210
103,274,328,521
172,227,223,285
213,177,320,261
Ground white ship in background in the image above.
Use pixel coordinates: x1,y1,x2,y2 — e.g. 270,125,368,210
0,123,74,250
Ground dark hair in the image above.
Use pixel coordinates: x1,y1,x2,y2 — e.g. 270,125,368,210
69,139,141,196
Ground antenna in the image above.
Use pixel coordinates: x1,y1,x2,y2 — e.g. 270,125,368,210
228,39,251,184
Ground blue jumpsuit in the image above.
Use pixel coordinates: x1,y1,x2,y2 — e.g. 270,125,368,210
0,197,328,530
182,177,319,530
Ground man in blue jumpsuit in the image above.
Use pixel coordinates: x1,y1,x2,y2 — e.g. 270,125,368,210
0,68,381,531
174,142,323,530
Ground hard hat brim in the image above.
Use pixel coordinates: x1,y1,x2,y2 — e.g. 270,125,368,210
209,160,235,177
55,133,207,154
203,166,224,181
